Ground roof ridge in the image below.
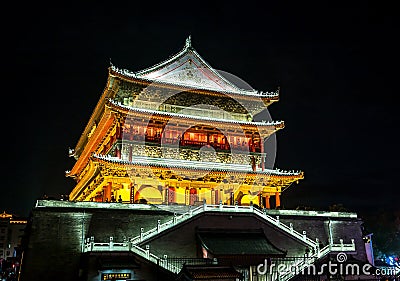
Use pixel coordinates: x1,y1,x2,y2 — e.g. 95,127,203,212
110,68,279,97
110,36,260,93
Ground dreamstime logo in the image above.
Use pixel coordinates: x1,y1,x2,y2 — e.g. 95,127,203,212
120,68,278,203
257,252,400,277
336,252,347,263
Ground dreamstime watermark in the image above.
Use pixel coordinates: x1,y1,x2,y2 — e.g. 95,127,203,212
257,252,400,277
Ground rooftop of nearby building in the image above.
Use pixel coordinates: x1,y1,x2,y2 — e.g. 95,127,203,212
0,211,28,223
0,211,13,219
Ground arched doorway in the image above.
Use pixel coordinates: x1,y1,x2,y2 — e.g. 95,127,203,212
134,185,163,204
240,194,259,206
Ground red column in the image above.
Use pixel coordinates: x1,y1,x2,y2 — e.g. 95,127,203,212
230,191,234,205
128,145,133,162
190,188,197,205
115,145,121,159
168,187,176,204
95,194,102,202
102,187,106,202
260,140,265,171
104,182,112,202
265,195,270,209
116,124,122,139
251,156,256,171
275,192,280,208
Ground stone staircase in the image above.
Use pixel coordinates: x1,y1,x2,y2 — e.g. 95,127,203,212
82,203,356,279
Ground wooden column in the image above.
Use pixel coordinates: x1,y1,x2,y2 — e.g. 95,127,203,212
260,139,265,171
102,186,106,202
105,182,112,202
275,192,280,208
168,186,176,204
128,145,133,162
115,145,121,159
265,195,270,209
116,124,122,139
251,156,256,171
189,188,197,205
214,189,219,204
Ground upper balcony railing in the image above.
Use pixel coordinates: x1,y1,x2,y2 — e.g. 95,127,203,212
122,99,252,122
123,136,261,153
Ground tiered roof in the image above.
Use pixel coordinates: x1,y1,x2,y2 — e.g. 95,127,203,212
107,99,284,132
110,36,279,99
72,36,279,161
92,154,303,177
67,37,303,200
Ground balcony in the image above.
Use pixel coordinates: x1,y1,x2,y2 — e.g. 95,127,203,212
123,99,252,122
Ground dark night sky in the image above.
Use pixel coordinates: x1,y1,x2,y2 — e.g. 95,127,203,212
2,1,399,219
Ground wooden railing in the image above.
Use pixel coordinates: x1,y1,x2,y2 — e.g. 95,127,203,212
130,99,251,122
